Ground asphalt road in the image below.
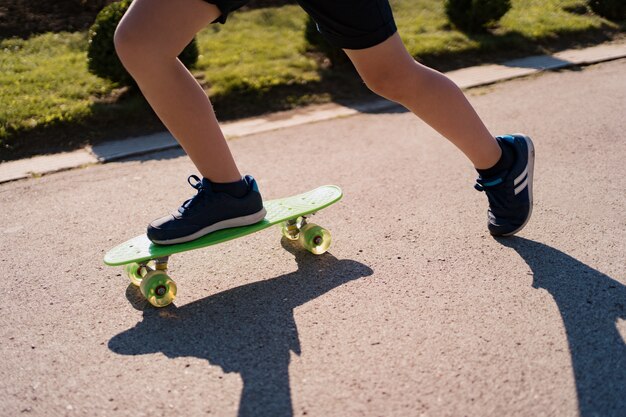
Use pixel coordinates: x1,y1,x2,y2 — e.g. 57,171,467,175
1,59,625,417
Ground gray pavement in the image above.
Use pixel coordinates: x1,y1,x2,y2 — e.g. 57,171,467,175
1,59,625,417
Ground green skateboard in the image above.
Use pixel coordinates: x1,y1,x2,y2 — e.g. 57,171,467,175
104,185,342,308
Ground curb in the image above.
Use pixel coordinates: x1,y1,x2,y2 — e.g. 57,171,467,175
1,41,625,184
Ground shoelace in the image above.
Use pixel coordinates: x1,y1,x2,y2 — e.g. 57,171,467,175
474,177,509,213
179,175,212,214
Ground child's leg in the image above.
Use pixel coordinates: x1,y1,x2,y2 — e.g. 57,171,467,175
343,33,502,170
115,0,266,245
114,0,241,183
344,33,534,236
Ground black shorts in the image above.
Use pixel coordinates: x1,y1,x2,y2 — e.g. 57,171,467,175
205,0,397,50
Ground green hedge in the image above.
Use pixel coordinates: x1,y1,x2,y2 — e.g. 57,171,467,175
445,0,512,33
588,0,626,21
87,0,198,86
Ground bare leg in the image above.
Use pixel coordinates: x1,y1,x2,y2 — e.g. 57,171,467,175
344,33,501,169
114,0,241,182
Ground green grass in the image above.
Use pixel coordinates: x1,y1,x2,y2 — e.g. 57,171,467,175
195,7,319,98
0,0,620,160
397,0,611,60
0,32,112,141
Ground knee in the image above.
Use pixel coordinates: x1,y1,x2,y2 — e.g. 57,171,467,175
113,21,155,73
113,22,137,68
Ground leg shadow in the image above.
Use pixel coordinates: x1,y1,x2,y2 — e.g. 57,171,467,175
109,239,373,417
498,237,625,417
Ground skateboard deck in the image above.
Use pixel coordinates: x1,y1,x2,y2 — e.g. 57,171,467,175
104,185,342,307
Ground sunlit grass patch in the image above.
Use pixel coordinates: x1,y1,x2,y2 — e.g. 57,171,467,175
394,0,612,58
0,32,112,142
194,6,319,98
0,0,618,160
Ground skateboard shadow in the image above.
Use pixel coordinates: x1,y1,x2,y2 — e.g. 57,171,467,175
109,239,373,417
497,237,626,417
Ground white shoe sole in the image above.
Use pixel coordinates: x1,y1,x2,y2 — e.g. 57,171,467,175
151,208,267,245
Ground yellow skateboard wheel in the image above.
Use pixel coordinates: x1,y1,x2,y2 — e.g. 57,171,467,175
299,223,331,255
140,270,177,308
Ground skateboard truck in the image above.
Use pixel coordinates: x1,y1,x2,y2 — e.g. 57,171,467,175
281,214,320,241
282,217,303,240
135,257,169,278
153,257,169,271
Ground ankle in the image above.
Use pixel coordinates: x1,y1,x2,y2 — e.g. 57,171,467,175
210,177,249,198
473,138,503,170
476,139,514,178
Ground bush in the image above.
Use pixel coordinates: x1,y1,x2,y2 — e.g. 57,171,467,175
445,0,512,33
304,16,350,67
588,0,626,21
87,0,198,86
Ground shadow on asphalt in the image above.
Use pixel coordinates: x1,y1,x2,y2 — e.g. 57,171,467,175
335,99,408,115
118,147,186,163
498,237,626,417
109,239,373,417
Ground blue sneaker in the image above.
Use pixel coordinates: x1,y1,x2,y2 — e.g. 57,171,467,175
147,175,266,245
474,134,535,236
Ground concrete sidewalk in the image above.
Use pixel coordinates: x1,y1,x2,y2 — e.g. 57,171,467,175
1,41,625,184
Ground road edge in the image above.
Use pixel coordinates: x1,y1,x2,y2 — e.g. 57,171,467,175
1,41,624,184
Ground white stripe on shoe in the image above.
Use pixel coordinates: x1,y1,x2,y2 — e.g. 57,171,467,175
502,134,535,236
514,178,529,195
514,165,529,186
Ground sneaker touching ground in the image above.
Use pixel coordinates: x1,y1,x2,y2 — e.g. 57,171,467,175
475,134,535,237
147,175,266,245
